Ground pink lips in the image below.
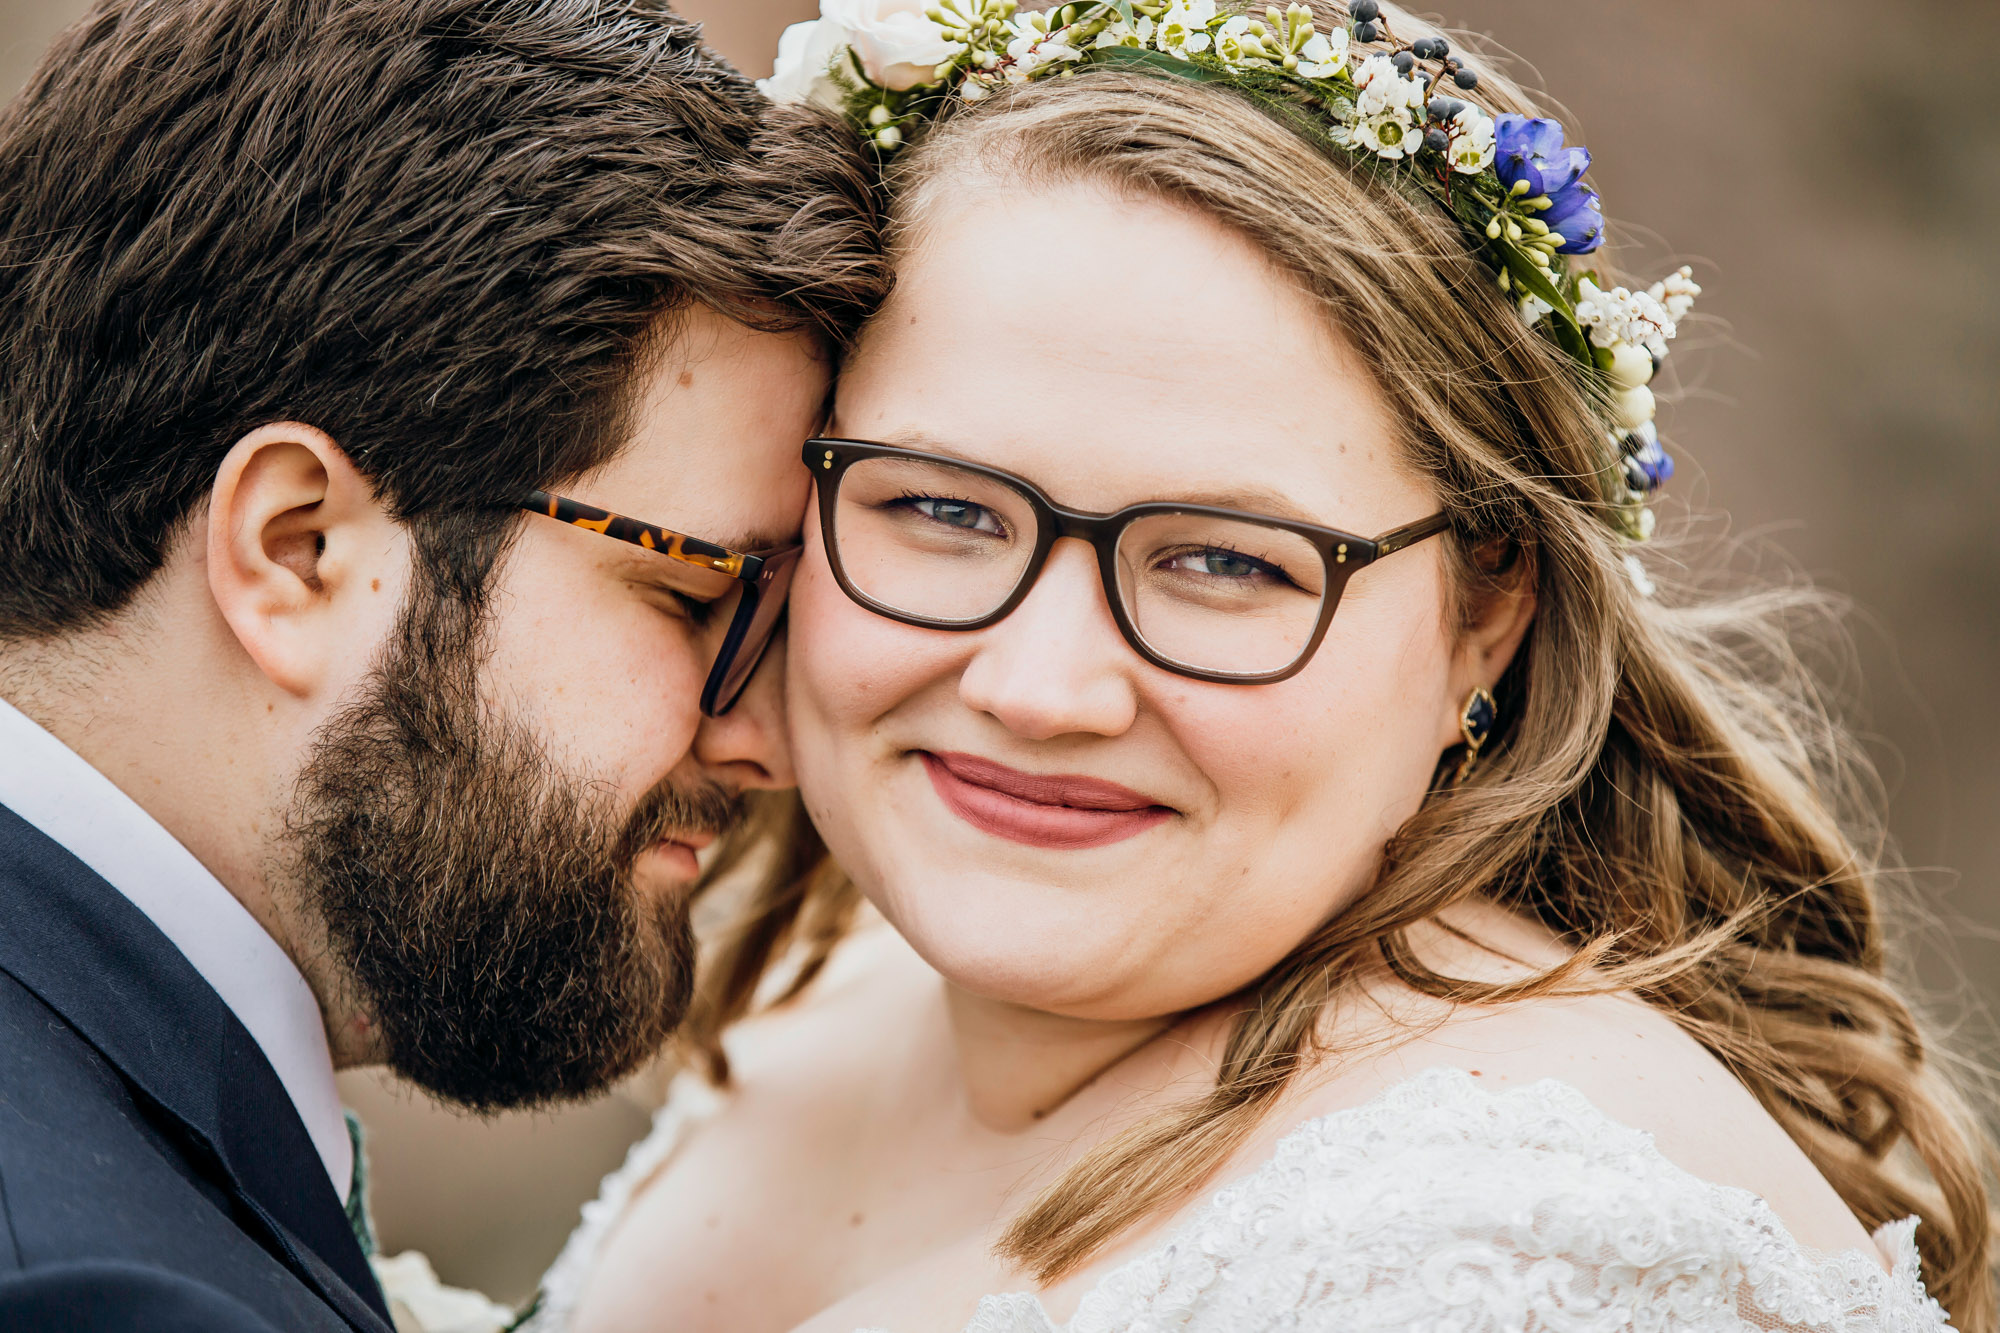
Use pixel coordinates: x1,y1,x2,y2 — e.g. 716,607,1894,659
920,751,1173,851
643,829,716,883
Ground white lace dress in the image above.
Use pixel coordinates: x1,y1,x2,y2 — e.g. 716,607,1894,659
523,1066,1953,1333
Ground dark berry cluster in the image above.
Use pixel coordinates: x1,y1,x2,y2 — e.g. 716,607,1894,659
1349,4,1481,91
1422,92,1469,152
1349,0,1381,43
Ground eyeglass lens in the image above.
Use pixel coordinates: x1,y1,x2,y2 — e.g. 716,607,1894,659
830,455,1329,678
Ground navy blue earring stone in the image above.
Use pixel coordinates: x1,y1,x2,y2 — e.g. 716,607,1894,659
1453,687,1499,783
1460,687,1497,752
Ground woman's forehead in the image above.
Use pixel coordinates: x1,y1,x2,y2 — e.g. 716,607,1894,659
843,183,1428,528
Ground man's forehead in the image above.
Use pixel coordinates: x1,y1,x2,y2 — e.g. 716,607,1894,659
570,312,823,548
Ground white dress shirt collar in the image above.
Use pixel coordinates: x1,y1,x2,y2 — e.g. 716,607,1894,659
0,695,352,1203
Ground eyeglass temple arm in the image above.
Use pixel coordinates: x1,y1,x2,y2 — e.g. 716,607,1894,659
521,490,760,580
1372,512,1452,558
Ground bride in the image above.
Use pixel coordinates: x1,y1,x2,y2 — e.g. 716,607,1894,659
517,3,1993,1330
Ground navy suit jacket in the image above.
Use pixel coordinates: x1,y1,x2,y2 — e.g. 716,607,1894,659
0,802,394,1331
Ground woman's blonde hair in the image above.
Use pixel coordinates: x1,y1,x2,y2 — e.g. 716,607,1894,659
689,5,1997,1323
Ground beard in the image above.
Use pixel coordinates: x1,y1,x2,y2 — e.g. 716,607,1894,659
284,576,736,1113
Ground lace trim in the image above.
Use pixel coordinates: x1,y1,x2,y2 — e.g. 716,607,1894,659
515,1071,726,1333
527,1064,1951,1333
871,1070,1951,1333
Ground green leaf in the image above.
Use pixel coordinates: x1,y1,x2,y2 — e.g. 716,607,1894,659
1087,44,1227,82
1501,247,1590,364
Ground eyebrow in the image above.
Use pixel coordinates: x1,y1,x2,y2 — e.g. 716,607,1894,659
859,430,1337,530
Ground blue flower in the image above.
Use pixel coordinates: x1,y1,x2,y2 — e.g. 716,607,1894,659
1540,183,1604,254
1626,433,1674,491
1493,113,1604,254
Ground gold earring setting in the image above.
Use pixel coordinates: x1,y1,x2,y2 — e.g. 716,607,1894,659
1454,686,1498,783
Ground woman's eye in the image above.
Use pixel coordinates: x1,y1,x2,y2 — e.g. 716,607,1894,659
908,497,1005,535
1161,549,1281,582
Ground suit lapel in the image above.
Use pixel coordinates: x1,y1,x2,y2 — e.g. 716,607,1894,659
0,803,393,1332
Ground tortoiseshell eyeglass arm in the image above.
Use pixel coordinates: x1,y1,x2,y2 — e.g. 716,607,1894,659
521,490,763,581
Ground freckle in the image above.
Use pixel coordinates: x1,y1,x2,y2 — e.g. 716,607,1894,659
1470,1069,1482,1077
849,1212,865,1227
266,703,274,713
371,578,381,592
679,370,695,389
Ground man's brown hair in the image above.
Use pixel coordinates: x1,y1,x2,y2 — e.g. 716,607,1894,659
0,0,885,634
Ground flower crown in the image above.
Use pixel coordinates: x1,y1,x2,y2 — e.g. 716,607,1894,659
763,0,1700,547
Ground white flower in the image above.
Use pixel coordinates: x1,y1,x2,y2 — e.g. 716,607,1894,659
1154,0,1218,59
1352,101,1421,158
1346,53,1425,157
759,19,853,109
1094,17,1155,48
1004,31,1083,81
1352,53,1403,114
1294,27,1348,78
373,1252,513,1333
1517,292,1554,326
1448,106,1496,174
828,0,964,91
1213,15,1273,68
1623,551,1657,597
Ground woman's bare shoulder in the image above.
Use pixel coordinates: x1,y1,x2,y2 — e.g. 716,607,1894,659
1287,903,1879,1258
708,918,945,1108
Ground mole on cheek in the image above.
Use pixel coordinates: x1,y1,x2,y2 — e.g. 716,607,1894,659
678,370,695,389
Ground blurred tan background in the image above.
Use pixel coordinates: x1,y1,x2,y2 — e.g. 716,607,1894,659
4,0,1995,1307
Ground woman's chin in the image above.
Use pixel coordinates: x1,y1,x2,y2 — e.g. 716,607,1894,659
877,897,1183,1019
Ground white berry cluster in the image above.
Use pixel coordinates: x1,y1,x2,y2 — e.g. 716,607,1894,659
1574,266,1701,361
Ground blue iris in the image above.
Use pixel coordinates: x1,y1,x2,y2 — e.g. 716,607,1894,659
1493,114,1605,255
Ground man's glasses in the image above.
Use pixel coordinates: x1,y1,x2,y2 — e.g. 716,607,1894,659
805,439,1450,684
521,491,801,716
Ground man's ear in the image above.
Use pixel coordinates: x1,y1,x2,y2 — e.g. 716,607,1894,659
1439,539,1538,750
206,423,405,698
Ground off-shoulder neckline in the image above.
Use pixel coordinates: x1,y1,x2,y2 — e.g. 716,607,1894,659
860,1065,1941,1333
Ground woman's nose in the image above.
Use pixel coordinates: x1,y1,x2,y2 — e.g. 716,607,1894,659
956,538,1139,741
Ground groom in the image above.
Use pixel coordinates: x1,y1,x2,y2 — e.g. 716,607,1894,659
0,1,877,1329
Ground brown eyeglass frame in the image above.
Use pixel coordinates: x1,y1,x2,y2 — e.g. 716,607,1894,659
806,438,1452,685
521,490,801,716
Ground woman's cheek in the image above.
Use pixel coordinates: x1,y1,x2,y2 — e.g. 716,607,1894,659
787,557,915,731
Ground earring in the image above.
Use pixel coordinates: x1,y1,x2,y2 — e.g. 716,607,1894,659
1453,686,1498,784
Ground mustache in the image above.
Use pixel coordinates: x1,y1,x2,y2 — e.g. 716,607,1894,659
613,776,743,870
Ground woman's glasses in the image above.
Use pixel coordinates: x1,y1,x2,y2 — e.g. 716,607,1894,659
520,491,801,716
806,440,1449,684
